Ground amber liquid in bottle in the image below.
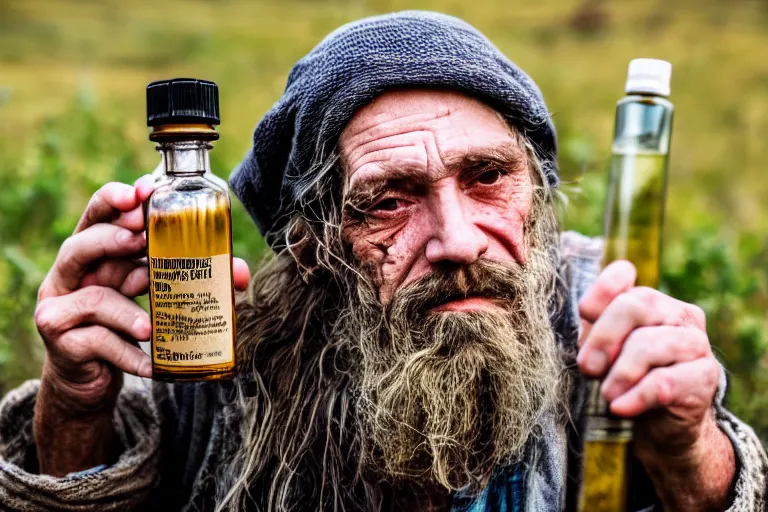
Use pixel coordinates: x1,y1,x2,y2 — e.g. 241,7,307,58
579,67,674,511
146,128,236,382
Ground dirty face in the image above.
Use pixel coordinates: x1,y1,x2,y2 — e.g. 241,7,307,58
340,89,535,306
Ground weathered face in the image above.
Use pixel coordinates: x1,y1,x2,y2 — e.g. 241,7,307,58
335,89,562,492
340,89,534,305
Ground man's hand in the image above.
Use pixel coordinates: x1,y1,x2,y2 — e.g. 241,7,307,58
34,175,250,476
577,260,735,511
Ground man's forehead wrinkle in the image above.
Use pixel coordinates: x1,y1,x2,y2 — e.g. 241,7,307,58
344,133,431,178
340,89,528,200
342,109,452,148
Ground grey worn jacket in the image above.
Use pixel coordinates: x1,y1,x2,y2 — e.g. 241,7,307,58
1,232,766,511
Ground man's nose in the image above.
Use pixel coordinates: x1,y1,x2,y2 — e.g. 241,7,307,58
424,190,489,265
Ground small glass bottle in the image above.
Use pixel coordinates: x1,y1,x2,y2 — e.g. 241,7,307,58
145,78,236,382
579,59,674,511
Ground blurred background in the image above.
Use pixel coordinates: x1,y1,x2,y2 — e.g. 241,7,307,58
0,0,766,443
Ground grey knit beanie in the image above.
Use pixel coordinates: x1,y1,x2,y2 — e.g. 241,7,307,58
229,10,558,247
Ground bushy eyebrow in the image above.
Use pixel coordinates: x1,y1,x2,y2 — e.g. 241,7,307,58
449,143,528,177
344,142,528,208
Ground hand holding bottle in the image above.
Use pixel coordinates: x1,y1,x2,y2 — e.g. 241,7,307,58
33,176,250,476
578,260,736,511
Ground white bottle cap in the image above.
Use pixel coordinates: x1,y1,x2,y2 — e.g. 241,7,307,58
624,58,672,97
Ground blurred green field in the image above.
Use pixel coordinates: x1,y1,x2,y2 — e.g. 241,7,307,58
1,0,767,440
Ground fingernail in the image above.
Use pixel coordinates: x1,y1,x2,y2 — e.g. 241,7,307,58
133,316,151,339
139,358,153,379
585,350,608,375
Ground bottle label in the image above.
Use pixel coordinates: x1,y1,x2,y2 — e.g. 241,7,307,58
150,254,234,367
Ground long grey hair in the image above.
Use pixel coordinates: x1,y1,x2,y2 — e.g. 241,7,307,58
214,126,574,512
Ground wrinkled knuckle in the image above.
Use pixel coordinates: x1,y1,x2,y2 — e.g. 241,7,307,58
59,236,77,261
58,329,92,362
688,304,707,329
614,290,644,313
84,326,110,356
671,304,700,328
629,286,657,307
114,342,133,373
687,328,712,356
704,359,721,389
76,286,108,314
37,276,53,302
655,370,676,404
89,285,109,305
34,299,58,334
596,278,626,304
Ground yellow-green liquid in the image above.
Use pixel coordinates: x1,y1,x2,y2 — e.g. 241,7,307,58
579,151,668,511
602,151,668,288
579,440,630,512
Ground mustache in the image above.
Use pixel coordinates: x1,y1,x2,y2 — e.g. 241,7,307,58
385,259,528,319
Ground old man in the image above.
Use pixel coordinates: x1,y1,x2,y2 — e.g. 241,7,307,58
0,11,766,512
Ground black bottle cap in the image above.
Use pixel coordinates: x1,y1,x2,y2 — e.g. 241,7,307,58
146,78,220,127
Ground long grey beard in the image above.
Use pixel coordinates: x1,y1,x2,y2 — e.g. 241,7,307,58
349,222,564,494
217,181,567,510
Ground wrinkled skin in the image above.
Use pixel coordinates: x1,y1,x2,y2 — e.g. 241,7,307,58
340,90,531,306
339,89,735,511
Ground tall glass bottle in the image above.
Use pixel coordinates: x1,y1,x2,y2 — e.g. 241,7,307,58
579,59,674,511
145,78,236,382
